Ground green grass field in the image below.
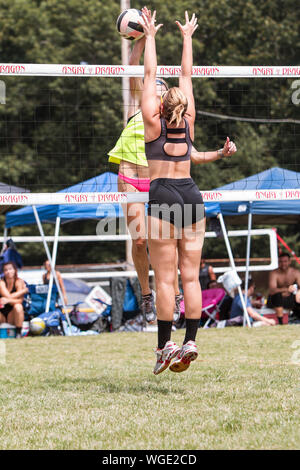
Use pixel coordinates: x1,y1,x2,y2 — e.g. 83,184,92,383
0,325,299,450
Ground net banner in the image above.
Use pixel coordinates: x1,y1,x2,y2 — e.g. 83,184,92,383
0,189,299,206
0,63,300,78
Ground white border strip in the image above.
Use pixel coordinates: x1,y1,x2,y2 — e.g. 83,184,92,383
13,230,277,278
0,64,299,78
0,189,299,206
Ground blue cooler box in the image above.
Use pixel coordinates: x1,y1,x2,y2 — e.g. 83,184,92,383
0,323,16,339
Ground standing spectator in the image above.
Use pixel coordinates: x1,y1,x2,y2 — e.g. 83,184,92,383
199,258,216,290
43,260,68,306
0,262,27,338
267,253,300,324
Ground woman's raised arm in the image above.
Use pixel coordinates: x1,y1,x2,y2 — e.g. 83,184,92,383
128,36,146,118
139,7,163,128
176,12,198,121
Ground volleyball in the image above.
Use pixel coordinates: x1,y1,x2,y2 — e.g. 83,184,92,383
116,9,145,41
29,317,46,336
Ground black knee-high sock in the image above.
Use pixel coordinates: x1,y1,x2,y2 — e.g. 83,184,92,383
157,320,173,349
183,318,200,344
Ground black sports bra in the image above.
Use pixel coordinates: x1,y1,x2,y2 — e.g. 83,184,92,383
145,117,193,162
4,278,16,294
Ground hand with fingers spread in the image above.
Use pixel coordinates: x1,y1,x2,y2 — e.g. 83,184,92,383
221,137,237,157
176,11,198,38
139,6,163,38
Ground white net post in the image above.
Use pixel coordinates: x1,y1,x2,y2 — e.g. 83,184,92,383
120,1,134,268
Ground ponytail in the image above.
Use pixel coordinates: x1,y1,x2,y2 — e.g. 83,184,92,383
169,103,186,127
161,87,188,127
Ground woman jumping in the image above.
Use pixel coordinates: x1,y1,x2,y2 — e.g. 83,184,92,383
108,37,182,323
140,8,236,374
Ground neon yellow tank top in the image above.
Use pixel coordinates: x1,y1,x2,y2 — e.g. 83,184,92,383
108,110,148,167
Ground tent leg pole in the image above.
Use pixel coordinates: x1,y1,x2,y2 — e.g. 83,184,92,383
217,213,252,328
32,206,73,334
244,208,252,326
2,227,8,252
45,216,60,313
126,229,133,268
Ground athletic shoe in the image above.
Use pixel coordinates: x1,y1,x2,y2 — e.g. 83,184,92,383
142,290,157,323
173,294,182,323
153,340,181,375
169,340,198,373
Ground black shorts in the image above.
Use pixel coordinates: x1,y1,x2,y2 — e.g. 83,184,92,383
0,304,14,319
267,293,300,316
148,178,205,228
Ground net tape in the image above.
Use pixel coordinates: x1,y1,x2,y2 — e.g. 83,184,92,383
0,64,300,78
0,189,299,206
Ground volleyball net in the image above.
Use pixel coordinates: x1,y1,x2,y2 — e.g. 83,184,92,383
0,63,299,206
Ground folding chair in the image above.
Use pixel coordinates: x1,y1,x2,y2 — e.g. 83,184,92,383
201,288,226,328
179,288,226,329
23,284,58,320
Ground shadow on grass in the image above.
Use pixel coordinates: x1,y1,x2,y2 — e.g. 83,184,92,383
43,375,185,395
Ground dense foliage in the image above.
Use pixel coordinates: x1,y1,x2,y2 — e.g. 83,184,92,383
0,0,299,265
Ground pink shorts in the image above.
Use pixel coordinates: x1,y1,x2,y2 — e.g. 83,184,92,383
118,172,150,193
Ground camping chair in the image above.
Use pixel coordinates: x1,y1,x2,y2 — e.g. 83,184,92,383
201,288,226,328
23,283,59,320
179,288,226,329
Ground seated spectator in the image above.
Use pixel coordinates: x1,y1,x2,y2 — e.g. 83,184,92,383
199,258,216,290
207,280,218,289
0,262,28,338
250,292,265,309
43,259,68,305
267,253,300,324
230,280,276,326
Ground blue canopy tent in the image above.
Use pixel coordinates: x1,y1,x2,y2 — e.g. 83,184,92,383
208,167,300,325
215,167,300,225
5,172,123,227
211,166,300,277
5,174,220,306
4,172,123,325
4,174,248,325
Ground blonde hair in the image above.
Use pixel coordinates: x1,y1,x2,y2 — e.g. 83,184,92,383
161,87,188,127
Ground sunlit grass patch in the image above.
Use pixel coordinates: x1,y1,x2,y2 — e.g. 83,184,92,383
0,325,299,449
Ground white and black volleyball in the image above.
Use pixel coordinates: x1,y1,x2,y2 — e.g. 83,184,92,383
116,9,145,41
